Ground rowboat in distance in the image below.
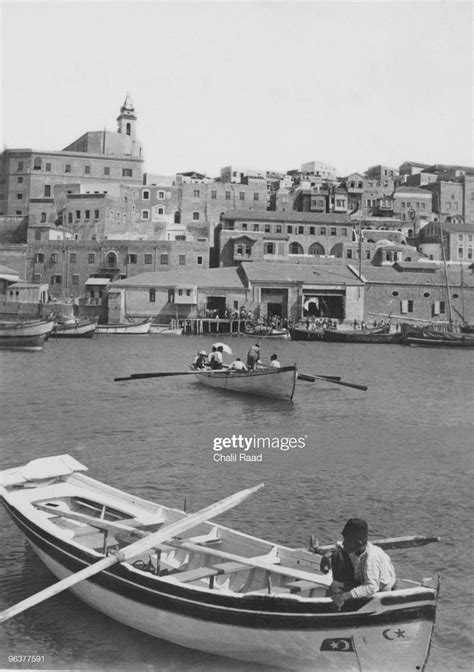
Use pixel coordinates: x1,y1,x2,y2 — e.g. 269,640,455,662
0,318,54,350
290,325,325,341
0,454,439,672
189,364,297,401
407,334,474,349
244,325,290,339
322,325,395,344
96,319,151,335
52,318,97,339
149,324,183,335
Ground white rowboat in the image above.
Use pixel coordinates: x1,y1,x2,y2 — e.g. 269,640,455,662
0,455,439,671
0,319,54,350
96,320,151,335
190,364,298,401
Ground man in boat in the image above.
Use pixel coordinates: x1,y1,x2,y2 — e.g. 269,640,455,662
208,346,224,369
228,357,248,371
195,350,208,369
323,518,396,609
246,343,260,371
269,354,280,369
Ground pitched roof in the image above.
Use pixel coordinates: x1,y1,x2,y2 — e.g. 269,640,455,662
110,266,246,290
241,261,362,285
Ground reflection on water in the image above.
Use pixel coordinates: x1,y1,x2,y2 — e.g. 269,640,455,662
0,336,473,671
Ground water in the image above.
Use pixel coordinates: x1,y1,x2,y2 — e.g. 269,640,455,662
0,335,473,672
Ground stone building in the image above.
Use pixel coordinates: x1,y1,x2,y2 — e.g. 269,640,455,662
0,95,144,219
418,220,474,263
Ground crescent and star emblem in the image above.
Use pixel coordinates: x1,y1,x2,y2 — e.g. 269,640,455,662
383,628,406,640
329,639,350,651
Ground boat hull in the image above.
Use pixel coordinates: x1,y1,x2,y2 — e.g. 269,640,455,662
52,320,97,338
149,325,183,335
191,365,297,401
323,329,395,344
407,336,474,349
96,321,150,335
290,327,324,341
0,319,54,350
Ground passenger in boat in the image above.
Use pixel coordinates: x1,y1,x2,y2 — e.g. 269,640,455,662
246,343,260,371
208,346,224,369
195,350,208,369
327,518,396,609
229,357,248,371
269,354,281,368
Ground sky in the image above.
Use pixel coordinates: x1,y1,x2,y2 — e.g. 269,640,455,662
1,0,473,178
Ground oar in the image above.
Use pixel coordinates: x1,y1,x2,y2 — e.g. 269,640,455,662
0,483,263,623
300,373,368,391
297,373,341,382
115,371,199,382
311,535,440,554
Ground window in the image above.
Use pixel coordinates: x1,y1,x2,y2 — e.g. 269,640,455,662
16,193,23,200
175,235,186,241
68,213,73,224
70,252,77,263
116,212,121,221
46,163,51,172
76,210,81,219
65,164,71,173
276,225,282,233
161,254,168,265
225,191,231,200
193,189,200,198
122,169,133,177
264,225,271,233
44,185,51,197
168,289,174,302
144,254,153,264
84,210,90,220
51,274,62,285
128,254,137,264
298,226,304,234
347,249,353,259
35,230,41,240
35,253,44,263
211,190,217,199
197,256,203,265
141,210,150,220
458,234,464,241
158,207,164,215
142,190,150,200
287,225,292,233
241,222,247,230
440,301,446,314
309,226,315,235
104,167,110,176
179,255,186,265
253,224,259,232
342,228,347,236
331,228,337,236
93,209,99,220
458,247,463,258
391,290,399,297
33,274,41,283
17,176,23,184
253,193,259,201
85,165,91,175
264,242,275,254
158,191,165,199
320,227,326,235
149,289,156,302
17,161,24,171
34,157,42,170
50,252,58,263
239,192,245,201
423,292,431,298
193,212,200,220
72,274,80,285
88,253,95,263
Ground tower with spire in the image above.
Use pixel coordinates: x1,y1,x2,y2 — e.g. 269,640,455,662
117,93,137,142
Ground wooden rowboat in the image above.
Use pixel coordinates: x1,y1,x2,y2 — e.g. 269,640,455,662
322,326,395,344
0,455,439,672
190,364,298,401
52,319,97,339
0,318,54,350
407,335,474,349
96,319,151,335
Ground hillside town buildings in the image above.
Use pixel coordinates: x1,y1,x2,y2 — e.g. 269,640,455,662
0,93,473,326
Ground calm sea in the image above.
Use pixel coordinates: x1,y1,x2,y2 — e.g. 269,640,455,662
0,334,472,672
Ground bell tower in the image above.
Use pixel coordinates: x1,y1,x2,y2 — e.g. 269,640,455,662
116,93,137,141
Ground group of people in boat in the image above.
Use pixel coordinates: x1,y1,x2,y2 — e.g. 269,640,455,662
318,517,396,609
194,343,281,373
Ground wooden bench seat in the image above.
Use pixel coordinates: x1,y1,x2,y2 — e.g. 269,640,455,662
168,561,250,584
286,579,323,594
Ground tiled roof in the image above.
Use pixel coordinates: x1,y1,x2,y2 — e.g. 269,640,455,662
241,262,362,285
222,210,352,224
111,266,246,289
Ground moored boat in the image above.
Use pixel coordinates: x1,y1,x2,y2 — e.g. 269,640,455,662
244,326,290,339
96,319,151,335
407,333,474,349
52,318,97,339
290,326,325,341
0,454,439,672
322,326,395,344
149,324,183,335
0,318,54,350
190,364,297,401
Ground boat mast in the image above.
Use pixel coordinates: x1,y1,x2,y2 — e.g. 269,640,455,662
439,222,453,329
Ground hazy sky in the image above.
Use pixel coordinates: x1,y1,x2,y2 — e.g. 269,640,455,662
1,1,472,178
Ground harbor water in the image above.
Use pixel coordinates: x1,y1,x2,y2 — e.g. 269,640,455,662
0,335,472,672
